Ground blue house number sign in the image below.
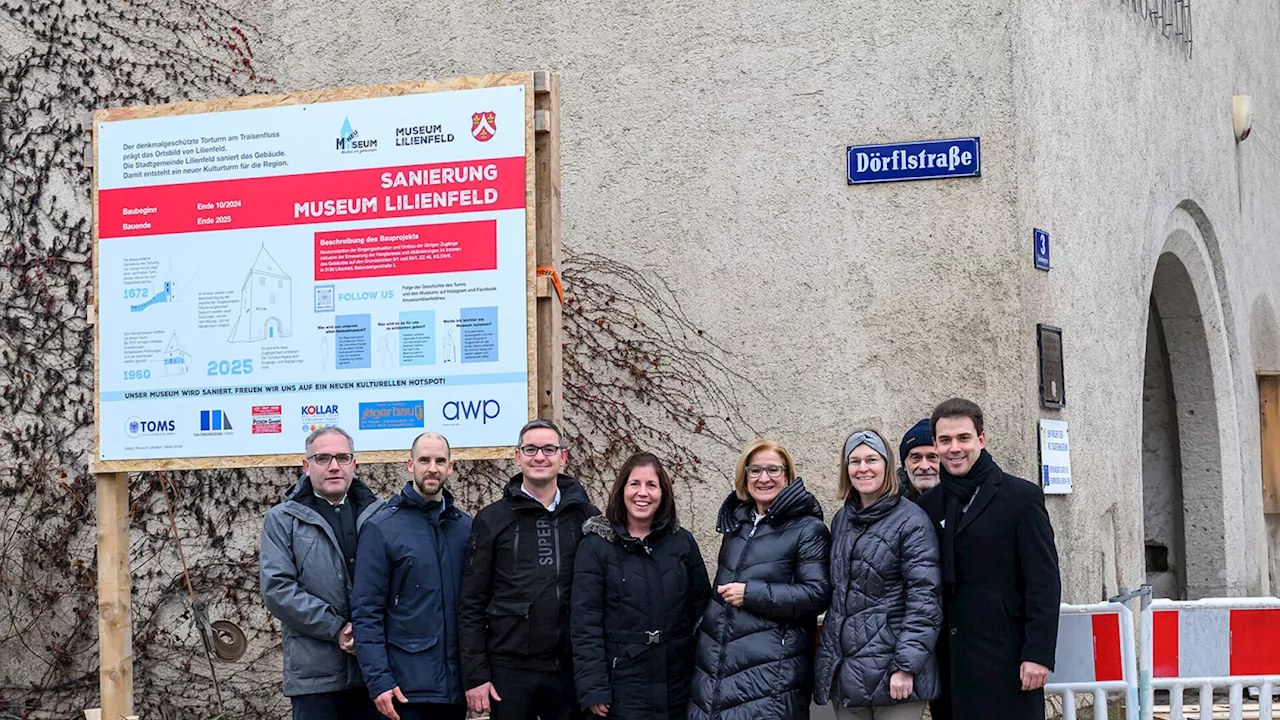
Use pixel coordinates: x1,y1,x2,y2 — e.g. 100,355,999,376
1034,229,1050,271
846,137,981,184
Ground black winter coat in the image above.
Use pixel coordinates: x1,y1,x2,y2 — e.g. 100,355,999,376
688,479,831,720
917,453,1061,720
571,515,711,719
351,484,472,704
458,474,601,688
813,492,941,709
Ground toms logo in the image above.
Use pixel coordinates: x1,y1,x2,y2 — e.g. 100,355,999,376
127,416,176,437
336,117,377,153
442,399,500,425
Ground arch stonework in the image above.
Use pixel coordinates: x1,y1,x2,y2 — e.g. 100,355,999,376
1139,205,1250,598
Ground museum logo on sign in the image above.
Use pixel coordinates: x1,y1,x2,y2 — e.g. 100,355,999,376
336,117,377,154
395,123,455,147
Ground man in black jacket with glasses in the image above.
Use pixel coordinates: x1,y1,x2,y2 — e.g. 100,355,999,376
459,419,601,720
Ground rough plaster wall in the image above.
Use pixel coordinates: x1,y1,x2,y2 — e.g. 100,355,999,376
1010,0,1279,599
231,0,1025,554
1142,309,1185,599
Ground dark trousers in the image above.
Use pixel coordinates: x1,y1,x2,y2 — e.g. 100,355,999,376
396,703,467,720
490,667,578,720
291,687,380,720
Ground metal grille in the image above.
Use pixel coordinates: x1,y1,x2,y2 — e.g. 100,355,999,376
1122,0,1193,58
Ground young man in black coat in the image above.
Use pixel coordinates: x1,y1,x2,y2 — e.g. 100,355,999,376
458,419,601,720
917,399,1061,720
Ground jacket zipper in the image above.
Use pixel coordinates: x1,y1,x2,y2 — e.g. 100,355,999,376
829,522,872,702
553,516,562,605
394,557,416,607
512,523,521,574
711,525,758,711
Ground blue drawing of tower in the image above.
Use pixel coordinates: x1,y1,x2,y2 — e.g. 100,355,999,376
130,280,173,312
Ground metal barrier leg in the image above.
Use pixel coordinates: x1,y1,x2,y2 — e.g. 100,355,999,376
1171,684,1184,720
1229,683,1243,720
1094,689,1108,720
1063,689,1076,720
1199,684,1213,720
1261,680,1274,720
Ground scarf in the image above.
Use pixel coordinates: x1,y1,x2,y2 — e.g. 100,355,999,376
939,448,1000,586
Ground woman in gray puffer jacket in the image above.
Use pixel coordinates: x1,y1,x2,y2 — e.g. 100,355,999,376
688,439,831,720
814,429,942,720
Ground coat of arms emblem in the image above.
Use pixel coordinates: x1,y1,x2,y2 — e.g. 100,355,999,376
471,111,496,142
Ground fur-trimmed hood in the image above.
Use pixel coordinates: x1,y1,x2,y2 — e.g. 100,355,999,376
583,513,680,547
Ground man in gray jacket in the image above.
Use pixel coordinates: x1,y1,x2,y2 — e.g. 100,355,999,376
261,426,384,720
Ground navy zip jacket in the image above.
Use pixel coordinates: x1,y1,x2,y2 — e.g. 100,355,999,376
351,483,473,703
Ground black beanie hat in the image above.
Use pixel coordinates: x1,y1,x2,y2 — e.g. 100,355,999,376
899,418,934,464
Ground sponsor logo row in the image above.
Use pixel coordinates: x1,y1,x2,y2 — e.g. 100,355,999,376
124,397,503,439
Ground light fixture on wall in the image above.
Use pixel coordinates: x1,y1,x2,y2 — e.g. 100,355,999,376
1233,95,1253,142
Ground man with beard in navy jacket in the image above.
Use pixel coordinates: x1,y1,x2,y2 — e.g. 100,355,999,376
352,432,472,720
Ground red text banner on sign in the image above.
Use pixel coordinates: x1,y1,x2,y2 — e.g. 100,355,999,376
99,156,525,239
314,220,498,281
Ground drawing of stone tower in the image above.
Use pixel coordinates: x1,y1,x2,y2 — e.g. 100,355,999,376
229,245,292,343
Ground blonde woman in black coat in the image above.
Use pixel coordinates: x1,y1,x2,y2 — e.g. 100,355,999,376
688,439,831,720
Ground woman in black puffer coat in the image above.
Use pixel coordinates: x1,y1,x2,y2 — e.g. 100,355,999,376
814,428,942,720
688,439,831,720
572,452,711,719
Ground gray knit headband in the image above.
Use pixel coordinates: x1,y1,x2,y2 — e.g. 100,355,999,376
843,431,888,463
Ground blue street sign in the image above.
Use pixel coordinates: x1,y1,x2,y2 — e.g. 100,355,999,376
1034,228,1050,271
846,137,981,184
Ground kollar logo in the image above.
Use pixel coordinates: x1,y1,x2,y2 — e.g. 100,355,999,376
470,112,496,142
442,398,500,424
336,117,377,153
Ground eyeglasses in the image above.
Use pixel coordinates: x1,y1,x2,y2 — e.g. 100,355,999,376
746,464,785,479
519,444,562,457
308,453,355,466
848,457,883,468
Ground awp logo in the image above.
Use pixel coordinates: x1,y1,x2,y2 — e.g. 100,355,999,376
127,416,176,438
336,117,377,154
442,399,500,425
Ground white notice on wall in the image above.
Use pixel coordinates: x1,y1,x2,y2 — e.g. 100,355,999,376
1039,418,1072,495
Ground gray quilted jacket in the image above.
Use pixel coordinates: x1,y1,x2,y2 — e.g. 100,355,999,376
260,476,384,697
813,492,942,708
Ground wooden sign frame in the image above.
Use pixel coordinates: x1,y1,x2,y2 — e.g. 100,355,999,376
86,71,563,719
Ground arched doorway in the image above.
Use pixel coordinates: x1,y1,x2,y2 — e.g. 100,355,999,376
1140,211,1238,599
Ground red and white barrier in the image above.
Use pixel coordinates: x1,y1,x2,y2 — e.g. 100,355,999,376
1141,596,1280,720
1047,601,1139,720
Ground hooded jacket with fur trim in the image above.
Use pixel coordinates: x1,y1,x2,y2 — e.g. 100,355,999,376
571,514,711,719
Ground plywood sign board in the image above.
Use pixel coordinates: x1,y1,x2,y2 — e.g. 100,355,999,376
91,74,542,471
